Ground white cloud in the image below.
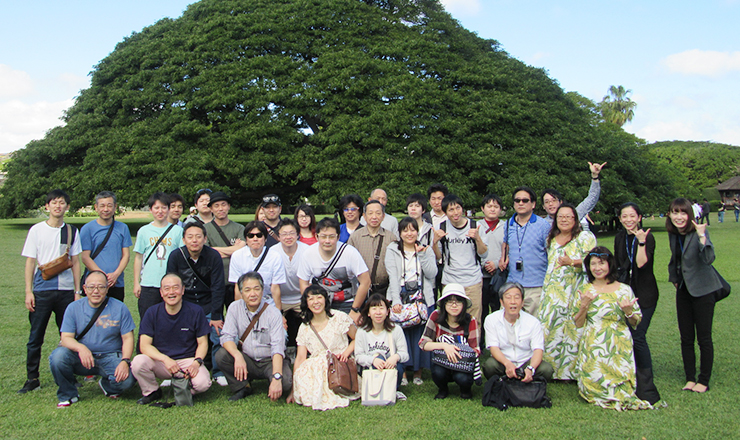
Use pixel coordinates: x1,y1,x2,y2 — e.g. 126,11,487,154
440,0,482,16
662,50,740,77
0,64,34,98
0,99,73,153
634,121,704,143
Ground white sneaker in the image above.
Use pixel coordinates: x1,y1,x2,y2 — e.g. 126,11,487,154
215,376,229,387
396,391,407,401
160,379,171,387
57,397,78,408
413,377,424,386
400,377,408,387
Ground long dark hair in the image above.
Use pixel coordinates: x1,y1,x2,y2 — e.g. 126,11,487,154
300,285,334,324
396,216,419,257
360,294,394,332
547,203,582,247
665,197,696,235
583,246,618,284
435,295,472,331
294,204,316,234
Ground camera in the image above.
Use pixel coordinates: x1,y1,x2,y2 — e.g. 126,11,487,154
515,259,523,271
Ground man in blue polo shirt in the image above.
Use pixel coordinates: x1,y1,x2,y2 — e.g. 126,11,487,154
80,191,132,302
501,187,550,315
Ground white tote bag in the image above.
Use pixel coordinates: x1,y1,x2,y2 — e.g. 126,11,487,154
361,332,397,406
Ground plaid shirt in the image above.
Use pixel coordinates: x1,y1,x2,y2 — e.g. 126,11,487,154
419,310,480,355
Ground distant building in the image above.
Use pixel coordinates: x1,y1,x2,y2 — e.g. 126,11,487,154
716,176,740,201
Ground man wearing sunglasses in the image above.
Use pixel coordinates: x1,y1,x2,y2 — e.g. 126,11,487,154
500,187,550,315
228,221,286,309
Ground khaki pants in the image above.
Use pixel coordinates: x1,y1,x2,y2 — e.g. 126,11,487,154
522,287,542,316
464,282,483,325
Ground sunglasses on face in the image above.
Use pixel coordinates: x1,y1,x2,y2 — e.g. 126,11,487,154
513,198,531,204
343,207,359,212
246,232,264,239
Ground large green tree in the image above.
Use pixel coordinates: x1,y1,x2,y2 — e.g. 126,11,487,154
599,85,636,127
0,0,675,216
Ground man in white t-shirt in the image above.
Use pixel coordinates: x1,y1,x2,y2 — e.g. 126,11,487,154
19,189,83,394
297,217,370,325
271,219,308,355
483,282,553,381
433,194,487,324
229,221,286,307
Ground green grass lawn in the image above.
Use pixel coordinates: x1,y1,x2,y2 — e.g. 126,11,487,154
0,215,738,439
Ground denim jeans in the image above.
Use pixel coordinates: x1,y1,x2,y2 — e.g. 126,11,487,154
27,290,74,379
49,347,136,401
363,353,405,390
205,313,223,377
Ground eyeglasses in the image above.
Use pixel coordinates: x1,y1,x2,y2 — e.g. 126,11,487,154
343,207,359,212
318,234,338,240
513,198,531,204
296,214,310,219
589,253,610,258
446,298,463,305
84,285,107,292
556,215,575,220
246,232,264,239
279,231,297,237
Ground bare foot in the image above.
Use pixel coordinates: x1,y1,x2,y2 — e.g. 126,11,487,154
682,381,696,391
691,383,709,393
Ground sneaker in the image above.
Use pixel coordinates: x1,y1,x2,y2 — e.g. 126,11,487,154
400,377,408,387
17,379,40,394
83,375,96,382
413,377,424,386
57,397,79,408
215,376,229,387
160,379,171,387
395,391,407,401
99,379,120,399
136,388,163,405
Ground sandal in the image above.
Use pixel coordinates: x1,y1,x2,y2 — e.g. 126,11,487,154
682,381,696,391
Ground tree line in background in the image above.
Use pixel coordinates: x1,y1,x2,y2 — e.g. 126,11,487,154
0,0,736,219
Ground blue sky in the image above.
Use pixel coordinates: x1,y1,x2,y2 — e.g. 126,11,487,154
1,0,738,154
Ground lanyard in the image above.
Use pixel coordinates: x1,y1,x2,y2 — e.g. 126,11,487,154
625,234,636,268
515,220,529,254
402,250,420,282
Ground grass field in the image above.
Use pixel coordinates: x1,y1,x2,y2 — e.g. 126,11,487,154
0,214,737,440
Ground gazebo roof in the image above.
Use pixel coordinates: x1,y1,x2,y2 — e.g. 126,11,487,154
716,176,740,191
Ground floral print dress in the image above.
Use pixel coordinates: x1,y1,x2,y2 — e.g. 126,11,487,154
293,311,360,410
538,231,595,380
574,282,653,410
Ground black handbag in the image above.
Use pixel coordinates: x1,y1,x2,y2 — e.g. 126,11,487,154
482,374,551,410
713,267,731,302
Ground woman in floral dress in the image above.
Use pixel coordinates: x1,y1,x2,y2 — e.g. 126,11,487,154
573,246,653,410
539,204,596,380
289,285,359,410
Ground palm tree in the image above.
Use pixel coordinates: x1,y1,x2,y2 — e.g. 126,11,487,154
599,85,636,127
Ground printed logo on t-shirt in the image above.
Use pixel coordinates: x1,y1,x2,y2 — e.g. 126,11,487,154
180,327,190,331
96,314,120,329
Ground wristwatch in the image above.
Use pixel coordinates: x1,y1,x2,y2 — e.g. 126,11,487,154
350,306,361,313
273,373,283,381
194,357,204,366
638,242,646,247
121,358,131,367
526,365,536,374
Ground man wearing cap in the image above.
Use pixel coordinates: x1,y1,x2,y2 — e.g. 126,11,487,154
185,189,213,225
204,191,245,312
260,194,283,248
215,272,292,401
483,282,553,382
49,270,136,407
360,188,399,239
131,273,211,405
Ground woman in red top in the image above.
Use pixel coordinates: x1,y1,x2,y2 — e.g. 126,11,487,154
419,284,479,400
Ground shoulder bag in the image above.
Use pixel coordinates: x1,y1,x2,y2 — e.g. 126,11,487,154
39,223,75,280
310,322,358,396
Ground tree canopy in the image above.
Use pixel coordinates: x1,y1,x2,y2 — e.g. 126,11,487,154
0,0,677,217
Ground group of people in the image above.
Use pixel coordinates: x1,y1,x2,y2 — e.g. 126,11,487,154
18,163,724,411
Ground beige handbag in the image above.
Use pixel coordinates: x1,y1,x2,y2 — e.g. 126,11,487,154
38,224,73,280
361,333,397,406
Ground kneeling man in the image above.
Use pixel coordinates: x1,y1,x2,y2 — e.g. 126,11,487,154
483,282,553,382
216,271,292,401
50,270,136,407
131,273,212,404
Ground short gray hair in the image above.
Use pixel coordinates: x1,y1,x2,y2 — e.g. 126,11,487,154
237,271,264,291
498,282,525,300
95,191,117,205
